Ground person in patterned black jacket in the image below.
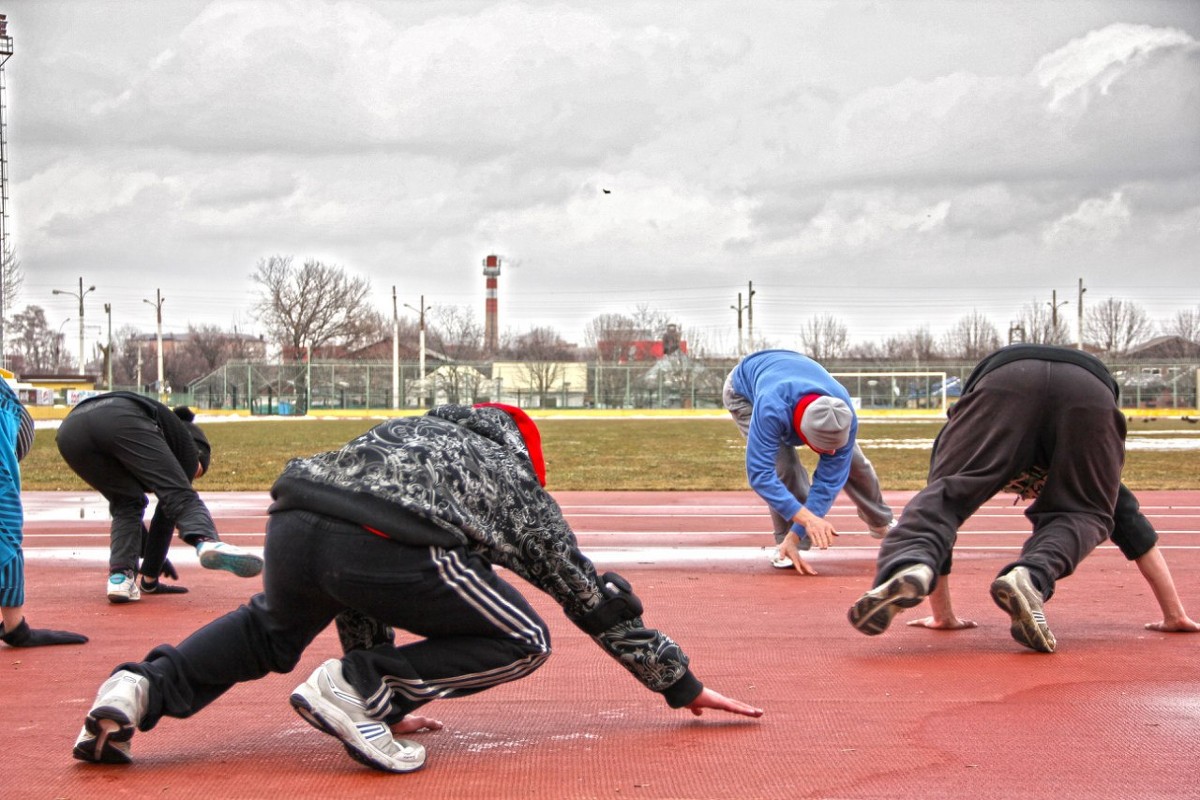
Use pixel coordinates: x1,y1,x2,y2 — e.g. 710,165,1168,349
73,403,762,774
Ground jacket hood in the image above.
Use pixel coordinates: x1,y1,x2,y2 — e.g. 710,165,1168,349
428,404,545,486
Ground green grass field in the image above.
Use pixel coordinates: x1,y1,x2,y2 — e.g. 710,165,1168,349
21,416,1200,492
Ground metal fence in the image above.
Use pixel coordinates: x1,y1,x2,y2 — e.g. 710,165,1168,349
181,359,1200,413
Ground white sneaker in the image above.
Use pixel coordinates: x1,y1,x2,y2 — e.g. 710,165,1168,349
868,519,898,539
106,572,141,604
290,658,426,773
72,670,149,764
196,540,264,578
990,566,1056,653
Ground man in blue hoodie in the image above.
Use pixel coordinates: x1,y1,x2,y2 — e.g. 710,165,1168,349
724,350,895,575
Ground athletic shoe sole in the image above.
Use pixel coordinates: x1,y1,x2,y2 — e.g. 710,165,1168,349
72,711,135,764
847,564,933,635
198,546,264,578
868,519,898,539
289,681,425,773
990,569,1056,653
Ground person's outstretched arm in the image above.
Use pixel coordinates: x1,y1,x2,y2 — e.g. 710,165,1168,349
1134,546,1200,632
906,576,977,630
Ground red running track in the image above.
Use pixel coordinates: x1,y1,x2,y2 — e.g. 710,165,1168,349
10,490,1200,800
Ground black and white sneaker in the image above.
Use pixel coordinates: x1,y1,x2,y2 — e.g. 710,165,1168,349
72,670,149,764
847,563,934,635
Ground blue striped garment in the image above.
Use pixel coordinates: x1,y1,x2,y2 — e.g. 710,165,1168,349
0,381,26,607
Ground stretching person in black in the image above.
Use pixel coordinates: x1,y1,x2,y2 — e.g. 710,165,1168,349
56,393,262,603
874,485,1197,635
72,403,763,773
848,344,1127,653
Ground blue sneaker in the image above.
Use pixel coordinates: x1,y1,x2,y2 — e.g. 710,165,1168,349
196,540,263,578
106,572,141,604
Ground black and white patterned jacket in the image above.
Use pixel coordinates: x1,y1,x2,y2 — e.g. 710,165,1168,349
269,404,702,708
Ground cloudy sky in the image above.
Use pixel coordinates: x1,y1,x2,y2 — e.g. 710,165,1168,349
6,0,1199,354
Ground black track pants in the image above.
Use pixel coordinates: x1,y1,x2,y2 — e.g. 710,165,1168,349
874,359,1125,599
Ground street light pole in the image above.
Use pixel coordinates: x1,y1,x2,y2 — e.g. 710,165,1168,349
746,280,756,352
1077,278,1087,350
391,286,400,409
52,276,95,374
730,292,745,357
404,295,432,407
143,289,165,400
104,302,113,390
1047,290,1068,343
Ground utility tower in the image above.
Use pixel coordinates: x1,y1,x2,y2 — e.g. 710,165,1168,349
0,16,13,369
482,254,502,353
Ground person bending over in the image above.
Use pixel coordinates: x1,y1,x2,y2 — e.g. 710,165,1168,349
73,403,762,773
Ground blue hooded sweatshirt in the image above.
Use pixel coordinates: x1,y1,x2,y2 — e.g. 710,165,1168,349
731,350,856,533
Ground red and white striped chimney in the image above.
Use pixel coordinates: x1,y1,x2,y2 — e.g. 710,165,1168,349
482,254,502,352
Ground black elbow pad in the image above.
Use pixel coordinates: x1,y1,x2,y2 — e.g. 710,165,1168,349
576,572,644,635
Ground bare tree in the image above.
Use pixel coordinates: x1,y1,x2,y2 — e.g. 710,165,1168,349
1,246,19,312
511,326,573,407
645,351,716,408
881,326,941,365
846,339,887,362
1,246,21,366
1162,307,1200,344
251,255,380,356
1084,297,1152,355
427,306,483,361
7,305,67,373
185,324,237,372
798,313,849,361
584,312,642,407
943,311,1001,360
426,306,485,404
584,312,640,363
107,325,144,387
1015,298,1071,345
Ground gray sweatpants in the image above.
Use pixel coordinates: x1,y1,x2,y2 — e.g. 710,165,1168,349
723,372,894,543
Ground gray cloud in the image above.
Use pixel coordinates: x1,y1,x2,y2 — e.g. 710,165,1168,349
8,1,1199,350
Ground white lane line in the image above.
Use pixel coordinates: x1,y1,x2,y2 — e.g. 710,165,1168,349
24,543,1200,566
